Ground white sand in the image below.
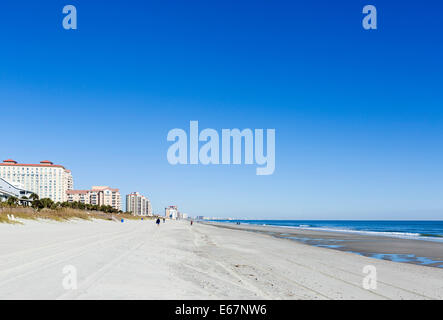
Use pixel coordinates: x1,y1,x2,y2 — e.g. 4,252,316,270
0,219,442,300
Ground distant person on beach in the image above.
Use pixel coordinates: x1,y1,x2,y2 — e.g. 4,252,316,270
163,218,165,223
156,218,160,226
190,220,193,226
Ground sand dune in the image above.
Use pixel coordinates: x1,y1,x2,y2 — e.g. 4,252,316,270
0,219,442,299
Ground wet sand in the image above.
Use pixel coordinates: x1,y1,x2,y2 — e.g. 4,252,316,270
203,222,443,268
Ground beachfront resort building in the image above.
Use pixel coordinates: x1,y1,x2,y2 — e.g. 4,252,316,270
126,192,152,216
165,205,178,219
0,177,34,203
67,186,122,211
0,159,73,202
66,190,91,204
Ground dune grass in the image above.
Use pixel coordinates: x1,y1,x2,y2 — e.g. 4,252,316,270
115,213,151,221
0,211,23,224
0,207,155,224
0,214,12,224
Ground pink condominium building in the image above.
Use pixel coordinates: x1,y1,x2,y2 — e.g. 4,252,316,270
67,186,122,211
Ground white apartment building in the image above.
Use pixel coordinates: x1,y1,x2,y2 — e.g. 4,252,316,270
126,192,152,216
67,186,122,211
0,177,33,202
165,205,178,220
147,200,152,216
0,159,73,202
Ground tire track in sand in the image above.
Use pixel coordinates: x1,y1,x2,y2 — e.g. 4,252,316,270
0,225,143,288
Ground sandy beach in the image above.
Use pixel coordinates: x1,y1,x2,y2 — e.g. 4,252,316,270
1,219,442,300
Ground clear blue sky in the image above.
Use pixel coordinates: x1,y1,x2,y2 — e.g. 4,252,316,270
1,0,442,219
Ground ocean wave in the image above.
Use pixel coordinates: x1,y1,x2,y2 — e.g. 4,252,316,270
219,220,443,243
290,226,415,235
252,223,443,243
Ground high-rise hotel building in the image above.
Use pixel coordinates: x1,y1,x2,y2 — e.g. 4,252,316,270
67,186,122,211
0,159,73,202
126,192,152,216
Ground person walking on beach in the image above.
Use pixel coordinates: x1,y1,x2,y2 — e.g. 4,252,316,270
190,220,193,226
156,218,160,226
163,218,165,223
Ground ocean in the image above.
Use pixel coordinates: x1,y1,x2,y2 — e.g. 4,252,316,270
214,220,443,242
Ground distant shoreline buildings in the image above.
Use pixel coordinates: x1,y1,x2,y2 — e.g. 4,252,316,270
0,158,188,218
165,205,178,219
0,159,123,212
165,205,189,220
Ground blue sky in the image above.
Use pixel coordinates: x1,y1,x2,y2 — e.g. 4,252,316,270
0,0,442,219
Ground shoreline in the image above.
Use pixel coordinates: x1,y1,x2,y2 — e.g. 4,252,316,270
205,220,443,242
202,221,443,268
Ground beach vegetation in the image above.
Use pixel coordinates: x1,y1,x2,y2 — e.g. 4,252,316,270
0,197,151,224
